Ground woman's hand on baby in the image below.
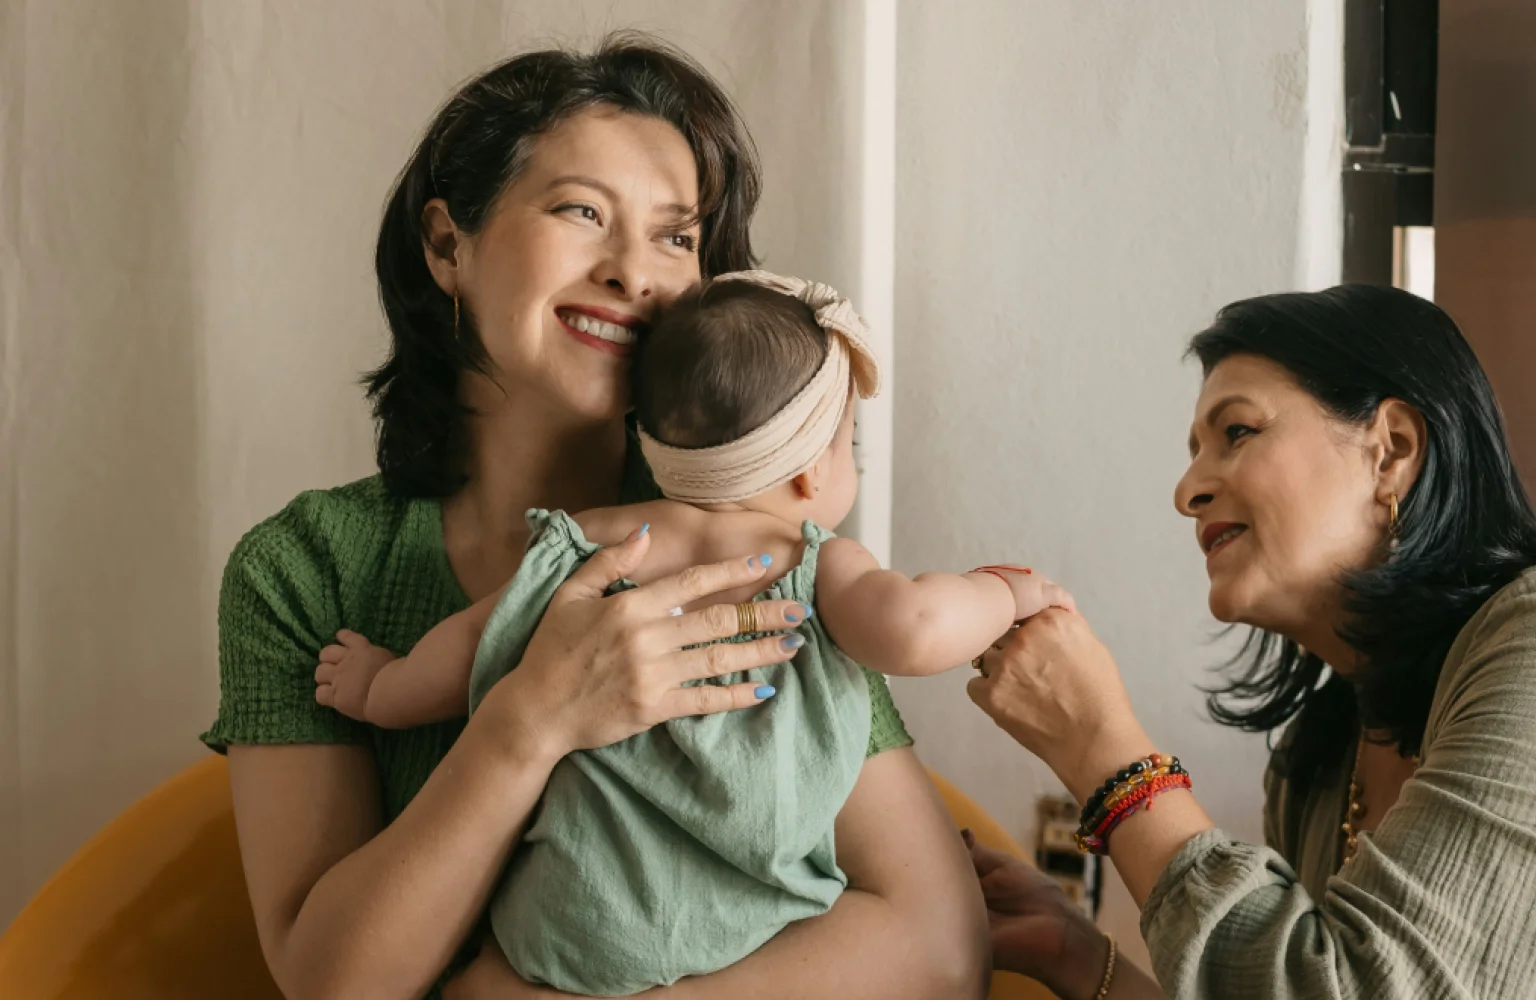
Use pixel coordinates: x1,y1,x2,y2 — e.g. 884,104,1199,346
314,629,395,722
483,526,813,763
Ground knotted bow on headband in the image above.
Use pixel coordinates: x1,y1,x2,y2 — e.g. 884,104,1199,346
637,270,881,504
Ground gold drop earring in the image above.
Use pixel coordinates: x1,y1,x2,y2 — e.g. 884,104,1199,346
1388,492,1401,552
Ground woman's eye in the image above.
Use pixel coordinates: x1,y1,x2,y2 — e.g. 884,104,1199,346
1225,424,1256,444
663,232,698,252
556,204,600,223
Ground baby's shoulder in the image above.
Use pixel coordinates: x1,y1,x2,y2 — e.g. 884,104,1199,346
571,500,678,546
814,535,879,584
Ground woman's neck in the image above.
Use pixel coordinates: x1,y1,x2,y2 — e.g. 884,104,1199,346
1300,631,1361,677
1287,586,1363,677
443,390,628,589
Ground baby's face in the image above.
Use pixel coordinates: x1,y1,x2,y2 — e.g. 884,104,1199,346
811,393,860,529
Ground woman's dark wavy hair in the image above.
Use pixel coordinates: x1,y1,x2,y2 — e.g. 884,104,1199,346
367,32,762,497
1190,284,1536,790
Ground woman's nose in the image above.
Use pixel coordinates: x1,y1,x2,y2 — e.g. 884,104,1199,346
590,236,655,301
1174,460,1215,518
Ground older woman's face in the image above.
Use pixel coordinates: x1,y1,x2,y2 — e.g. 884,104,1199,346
445,107,704,422
1174,355,1386,636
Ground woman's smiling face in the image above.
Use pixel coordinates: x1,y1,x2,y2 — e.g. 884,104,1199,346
428,106,705,424
1174,354,1390,638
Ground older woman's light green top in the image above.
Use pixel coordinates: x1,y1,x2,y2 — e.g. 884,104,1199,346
1142,568,1536,999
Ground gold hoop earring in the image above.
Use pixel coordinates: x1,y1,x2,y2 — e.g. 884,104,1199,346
453,293,460,333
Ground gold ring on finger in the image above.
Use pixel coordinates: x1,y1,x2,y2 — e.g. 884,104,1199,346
736,601,761,635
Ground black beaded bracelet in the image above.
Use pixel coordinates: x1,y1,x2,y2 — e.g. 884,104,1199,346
1078,755,1182,829
1080,758,1187,832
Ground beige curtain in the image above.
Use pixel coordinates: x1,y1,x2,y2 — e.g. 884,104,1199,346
0,0,862,925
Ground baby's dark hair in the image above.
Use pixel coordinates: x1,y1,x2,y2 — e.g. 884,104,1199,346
634,280,827,448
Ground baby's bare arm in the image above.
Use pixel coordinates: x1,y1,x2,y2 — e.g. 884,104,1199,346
815,538,1018,677
349,584,507,729
371,584,507,727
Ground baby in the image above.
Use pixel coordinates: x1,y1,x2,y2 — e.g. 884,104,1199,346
315,271,1067,995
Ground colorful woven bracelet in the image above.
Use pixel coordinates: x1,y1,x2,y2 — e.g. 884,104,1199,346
1095,774,1191,843
1075,756,1191,855
1079,754,1180,828
1075,773,1192,854
1082,764,1178,830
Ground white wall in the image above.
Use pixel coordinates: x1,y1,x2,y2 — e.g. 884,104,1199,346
0,0,863,926
888,0,1332,963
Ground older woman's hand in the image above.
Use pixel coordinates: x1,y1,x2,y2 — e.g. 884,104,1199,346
962,830,1110,999
968,608,1155,803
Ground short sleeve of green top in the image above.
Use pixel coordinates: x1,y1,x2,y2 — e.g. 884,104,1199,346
202,441,913,827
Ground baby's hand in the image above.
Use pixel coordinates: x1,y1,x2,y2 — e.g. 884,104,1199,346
314,629,396,723
977,565,1077,622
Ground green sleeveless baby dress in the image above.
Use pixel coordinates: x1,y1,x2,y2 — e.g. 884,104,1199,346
467,509,871,996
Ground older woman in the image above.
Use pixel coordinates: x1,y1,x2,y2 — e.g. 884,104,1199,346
969,285,1536,998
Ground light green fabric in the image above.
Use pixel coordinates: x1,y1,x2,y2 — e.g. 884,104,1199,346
1142,567,1536,998
467,510,871,996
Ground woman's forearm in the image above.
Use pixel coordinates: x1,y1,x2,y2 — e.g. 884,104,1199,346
1051,725,1215,908
237,683,562,1000
655,887,981,1000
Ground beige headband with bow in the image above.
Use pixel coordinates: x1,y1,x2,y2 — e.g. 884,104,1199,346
638,269,881,504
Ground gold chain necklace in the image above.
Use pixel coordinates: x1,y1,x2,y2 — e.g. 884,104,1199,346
1341,735,1367,864
1341,732,1421,866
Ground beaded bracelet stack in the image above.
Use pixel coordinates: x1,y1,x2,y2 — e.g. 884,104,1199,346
1074,753,1191,855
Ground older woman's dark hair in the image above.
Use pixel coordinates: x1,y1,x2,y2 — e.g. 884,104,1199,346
1189,284,1536,789
367,32,762,497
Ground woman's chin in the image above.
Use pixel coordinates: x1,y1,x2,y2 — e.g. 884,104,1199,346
1206,582,1250,625
1208,583,1288,634
552,384,630,425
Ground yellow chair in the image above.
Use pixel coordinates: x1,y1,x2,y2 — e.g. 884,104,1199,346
0,755,281,1000
0,757,1050,1000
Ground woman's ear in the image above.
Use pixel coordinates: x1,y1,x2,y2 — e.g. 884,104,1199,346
422,198,467,296
1372,397,1428,500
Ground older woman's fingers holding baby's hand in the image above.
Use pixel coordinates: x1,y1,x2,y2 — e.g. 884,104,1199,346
969,609,1148,797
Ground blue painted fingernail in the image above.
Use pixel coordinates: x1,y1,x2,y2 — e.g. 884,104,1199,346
785,606,803,623
760,553,773,568
755,685,777,699
638,523,650,537
781,634,805,652
801,603,814,620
